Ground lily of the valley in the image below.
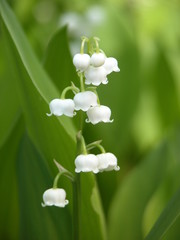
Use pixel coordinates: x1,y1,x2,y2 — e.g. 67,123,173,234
103,57,120,74
73,53,90,72
90,52,106,67
85,66,108,86
75,154,99,173
47,99,75,117
42,188,69,207
86,105,113,124
97,153,120,171
73,91,98,111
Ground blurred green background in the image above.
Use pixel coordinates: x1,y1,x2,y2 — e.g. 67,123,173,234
0,0,180,239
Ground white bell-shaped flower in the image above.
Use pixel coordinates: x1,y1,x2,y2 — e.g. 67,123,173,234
47,99,75,117
97,153,120,171
75,154,99,173
103,57,120,74
90,53,106,67
85,66,107,86
86,105,113,124
73,53,90,71
42,188,69,207
73,91,98,111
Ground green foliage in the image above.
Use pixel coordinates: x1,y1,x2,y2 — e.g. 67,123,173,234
0,0,180,239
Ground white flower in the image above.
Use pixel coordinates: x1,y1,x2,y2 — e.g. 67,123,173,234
85,66,107,86
73,91,98,111
46,99,75,117
103,57,120,74
42,188,69,207
75,154,99,173
73,53,90,71
97,153,120,171
90,53,106,67
86,105,113,124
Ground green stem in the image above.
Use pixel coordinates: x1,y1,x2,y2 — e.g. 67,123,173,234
73,174,81,240
93,37,100,53
61,86,79,99
53,172,62,188
79,73,85,92
80,36,88,54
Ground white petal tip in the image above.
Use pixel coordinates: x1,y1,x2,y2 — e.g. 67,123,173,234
85,119,90,123
46,112,52,117
41,203,46,207
110,119,114,123
115,166,120,171
65,200,69,205
73,112,77,116
115,67,120,72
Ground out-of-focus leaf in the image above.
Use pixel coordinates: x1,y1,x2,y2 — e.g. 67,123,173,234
152,51,180,128
43,27,80,128
0,0,75,138
0,27,21,148
17,134,72,240
145,188,180,240
43,26,78,92
0,114,24,240
0,1,106,239
108,142,168,240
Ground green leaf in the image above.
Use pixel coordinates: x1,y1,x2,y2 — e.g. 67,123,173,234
0,28,21,148
108,142,169,240
17,134,72,240
43,26,78,92
0,1,106,239
145,188,180,240
0,114,24,240
0,0,76,138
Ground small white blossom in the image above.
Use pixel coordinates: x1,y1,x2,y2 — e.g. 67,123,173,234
85,66,107,86
86,105,113,124
74,91,98,111
42,188,69,207
90,53,106,67
75,154,99,173
103,57,120,74
47,99,75,117
73,53,90,71
97,153,120,171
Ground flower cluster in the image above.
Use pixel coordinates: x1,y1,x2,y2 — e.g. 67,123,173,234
42,36,120,208
46,37,119,125
75,152,120,174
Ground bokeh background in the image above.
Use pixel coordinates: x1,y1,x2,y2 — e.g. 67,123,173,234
0,0,180,239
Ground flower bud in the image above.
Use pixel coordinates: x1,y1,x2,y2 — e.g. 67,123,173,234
47,99,75,117
85,66,107,86
90,53,106,67
73,91,98,111
97,153,120,171
75,154,99,173
86,105,113,124
42,188,69,207
103,57,120,74
73,53,90,71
